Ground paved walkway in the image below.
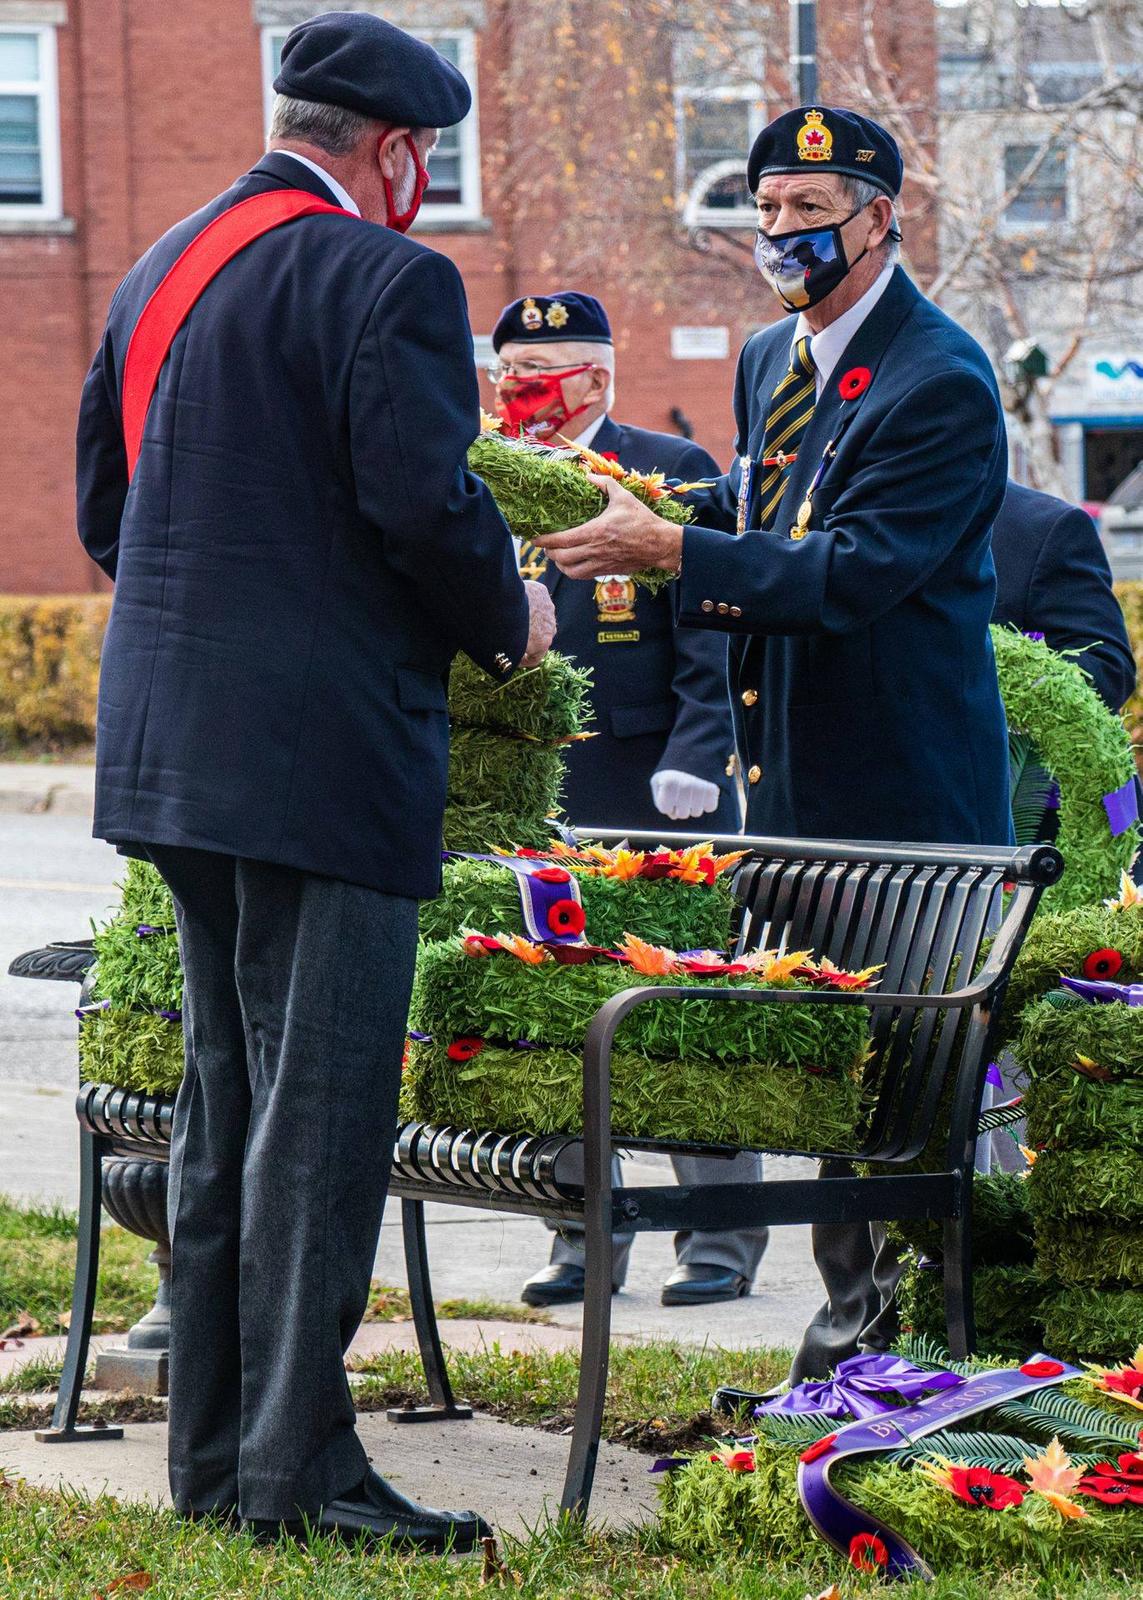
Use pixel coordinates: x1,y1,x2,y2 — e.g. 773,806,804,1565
0,1411,658,1533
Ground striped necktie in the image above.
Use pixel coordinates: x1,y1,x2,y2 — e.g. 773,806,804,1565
755,334,816,529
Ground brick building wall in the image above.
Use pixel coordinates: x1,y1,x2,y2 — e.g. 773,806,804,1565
0,0,936,593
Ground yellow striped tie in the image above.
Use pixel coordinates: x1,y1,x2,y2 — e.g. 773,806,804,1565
755,335,816,529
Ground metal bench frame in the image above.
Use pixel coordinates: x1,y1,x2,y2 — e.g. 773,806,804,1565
28,830,1061,1521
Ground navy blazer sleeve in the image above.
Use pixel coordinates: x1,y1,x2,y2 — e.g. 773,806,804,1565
349,249,529,676
677,365,1001,636
659,439,733,782
76,318,129,582
1030,504,1136,711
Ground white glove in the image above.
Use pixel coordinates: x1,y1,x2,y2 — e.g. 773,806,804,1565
651,769,721,821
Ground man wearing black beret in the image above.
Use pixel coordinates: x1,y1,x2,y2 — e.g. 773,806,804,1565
489,290,768,1311
536,106,1011,1383
76,8,554,1550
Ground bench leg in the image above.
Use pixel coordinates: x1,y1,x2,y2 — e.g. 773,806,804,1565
560,1200,614,1519
37,1127,123,1443
387,1198,471,1424
942,1200,976,1361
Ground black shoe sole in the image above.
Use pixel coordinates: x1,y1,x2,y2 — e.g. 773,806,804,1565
241,1517,488,1554
660,1280,750,1307
521,1283,621,1307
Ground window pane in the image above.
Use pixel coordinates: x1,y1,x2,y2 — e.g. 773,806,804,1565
0,32,39,83
0,92,40,201
1004,143,1067,223
681,97,753,209
429,35,460,65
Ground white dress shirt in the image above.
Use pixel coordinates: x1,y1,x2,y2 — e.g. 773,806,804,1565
274,150,361,217
793,263,894,396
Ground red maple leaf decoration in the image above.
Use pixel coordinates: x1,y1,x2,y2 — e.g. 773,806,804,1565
805,129,825,146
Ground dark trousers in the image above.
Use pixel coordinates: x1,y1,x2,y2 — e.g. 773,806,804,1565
789,1159,904,1384
147,844,419,1522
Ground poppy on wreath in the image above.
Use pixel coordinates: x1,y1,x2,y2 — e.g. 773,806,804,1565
838,366,872,401
446,1037,485,1062
941,1465,1026,1509
799,1433,838,1464
1082,947,1124,980
547,898,586,937
1020,1359,1066,1379
535,866,572,885
848,1531,889,1572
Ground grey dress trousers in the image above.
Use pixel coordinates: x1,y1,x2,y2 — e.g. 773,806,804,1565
148,843,418,1523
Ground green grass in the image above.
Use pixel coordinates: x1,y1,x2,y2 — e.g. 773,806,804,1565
0,1479,1140,1599
349,1341,790,1455
0,1198,546,1341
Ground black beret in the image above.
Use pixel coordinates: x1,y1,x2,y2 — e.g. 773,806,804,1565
747,105,903,199
492,292,612,352
273,11,471,129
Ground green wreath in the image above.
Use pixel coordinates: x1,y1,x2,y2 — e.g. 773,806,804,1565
991,626,1138,912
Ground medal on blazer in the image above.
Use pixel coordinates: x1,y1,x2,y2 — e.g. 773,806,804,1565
790,439,837,541
595,574,637,624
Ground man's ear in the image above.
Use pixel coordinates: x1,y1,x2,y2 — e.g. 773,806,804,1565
377,126,412,179
867,194,893,250
587,364,611,403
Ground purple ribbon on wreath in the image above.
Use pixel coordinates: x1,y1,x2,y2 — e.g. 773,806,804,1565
442,851,586,944
1061,974,1143,1006
752,1352,964,1422
1102,775,1139,837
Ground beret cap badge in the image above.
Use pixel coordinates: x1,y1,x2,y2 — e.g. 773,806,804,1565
545,301,570,329
797,109,833,163
521,297,544,331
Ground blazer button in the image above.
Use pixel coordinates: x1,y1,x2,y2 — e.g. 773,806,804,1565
717,602,730,614
741,688,758,707
725,753,737,777
790,528,807,542
730,605,742,618
748,764,762,785
701,599,714,612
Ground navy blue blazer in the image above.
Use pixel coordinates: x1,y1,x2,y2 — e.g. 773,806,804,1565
76,153,529,900
991,481,1135,712
539,416,738,833
677,267,1012,846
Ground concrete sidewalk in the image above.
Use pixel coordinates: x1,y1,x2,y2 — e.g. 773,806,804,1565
0,1411,658,1534
0,762,95,816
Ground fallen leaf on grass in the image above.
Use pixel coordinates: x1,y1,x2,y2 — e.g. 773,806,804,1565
1,1312,41,1341
94,1573,152,1597
806,1588,842,1600
480,1535,510,1586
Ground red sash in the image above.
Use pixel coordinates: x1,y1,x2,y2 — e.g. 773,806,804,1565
121,189,351,479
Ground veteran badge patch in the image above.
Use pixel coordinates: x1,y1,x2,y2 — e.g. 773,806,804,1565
595,575,637,624
797,109,833,163
521,297,544,331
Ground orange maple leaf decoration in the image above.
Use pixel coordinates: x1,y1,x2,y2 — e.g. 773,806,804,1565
620,934,681,975
1085,1345,1143,1412
1106,870,1142,910
1023,1437,1088,1518
488,931,551,965
740,948,815,982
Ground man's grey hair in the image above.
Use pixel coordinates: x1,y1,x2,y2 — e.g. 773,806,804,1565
269,94,372,155
839,174,901,265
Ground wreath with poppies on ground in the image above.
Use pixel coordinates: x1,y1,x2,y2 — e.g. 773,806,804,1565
991,626,1138,912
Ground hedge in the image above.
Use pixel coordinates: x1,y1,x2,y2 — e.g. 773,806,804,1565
8,584,1143,762
0,596,109,750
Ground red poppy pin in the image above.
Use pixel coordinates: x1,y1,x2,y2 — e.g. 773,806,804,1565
547,899,586,937
848,1531,889,1572
447,1037,485,1062
838,366,872,401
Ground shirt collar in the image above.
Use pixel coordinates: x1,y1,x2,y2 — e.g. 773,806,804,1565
566,412,609,449
274,150,361,217
793,263,895,388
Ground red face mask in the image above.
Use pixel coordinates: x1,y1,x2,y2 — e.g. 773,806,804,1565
383,133,431,233
494,364,597,438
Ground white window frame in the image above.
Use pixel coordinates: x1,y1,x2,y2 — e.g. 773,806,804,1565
260,24,482,225
675,85,766,228
998,137,1071,232
0,22,61,221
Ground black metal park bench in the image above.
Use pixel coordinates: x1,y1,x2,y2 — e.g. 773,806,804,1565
15,830,1061,1520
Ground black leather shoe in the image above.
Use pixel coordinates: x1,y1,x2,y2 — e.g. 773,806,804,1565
660,1265,750,1306
711,1381,787,1418
241,1470,491,1553
521,1264,621,1306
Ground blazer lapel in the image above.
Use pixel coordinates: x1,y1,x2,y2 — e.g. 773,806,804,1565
543,415,622,598
764,267,921,532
